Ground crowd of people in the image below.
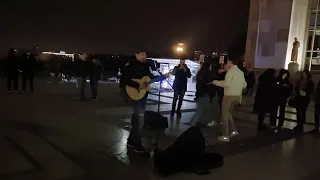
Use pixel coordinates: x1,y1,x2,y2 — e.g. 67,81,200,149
3,48,36,93
2,49,104,100
254,68,320,133
3,47,320,153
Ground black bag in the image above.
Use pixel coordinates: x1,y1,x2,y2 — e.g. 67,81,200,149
288,97,296,108
154,126,223,176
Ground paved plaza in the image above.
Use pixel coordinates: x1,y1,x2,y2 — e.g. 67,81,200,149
1,78,320,180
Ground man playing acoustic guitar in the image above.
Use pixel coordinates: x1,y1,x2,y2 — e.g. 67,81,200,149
123,51,169,152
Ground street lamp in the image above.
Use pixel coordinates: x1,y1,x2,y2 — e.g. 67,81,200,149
176,47,184,52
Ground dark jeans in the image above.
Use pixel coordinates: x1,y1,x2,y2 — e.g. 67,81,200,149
6,74,19,91
128,94,148,146
314,104,320,131
296,96,310,129
277,100,287,127
258,110,277,127
90,79,98,98
22,74,34,92
78,77,86,100
172,89,186,112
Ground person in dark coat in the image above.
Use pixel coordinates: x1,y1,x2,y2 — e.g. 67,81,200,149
294,70,314,132
313,80,320,133
4,48,19,92
254,68,278,131
170,57,192,117
73,53,90,100
89,58,104,100
275,69,292,129
21,53,36,93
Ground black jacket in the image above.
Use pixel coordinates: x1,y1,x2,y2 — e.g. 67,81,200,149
216,71,226,98
73,59,90,78
123,59,156,89
254,73,278,113
21,55,36,76
172,64,191,91
4,53,19,76
275,77,292,103
295,80,314,98
89,60,103,81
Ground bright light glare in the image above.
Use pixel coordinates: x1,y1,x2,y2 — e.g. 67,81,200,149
177,47,184,52
178,43,184,46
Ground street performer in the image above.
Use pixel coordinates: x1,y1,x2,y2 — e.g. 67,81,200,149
123,51,169,152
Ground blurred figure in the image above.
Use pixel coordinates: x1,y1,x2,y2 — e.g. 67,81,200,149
275,69,292,129
21,53,36,94
211,57,247,142
254,68,278,131
294,70,314,132
244,69,255,96
73,53,90,100
4,48,19,92
170,57,191,117
313,80,320,133
188,62,212,125
119,63,130,104
207,64,228,127
89,58,104,100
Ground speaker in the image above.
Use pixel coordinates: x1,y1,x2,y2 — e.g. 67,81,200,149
143,111,168,131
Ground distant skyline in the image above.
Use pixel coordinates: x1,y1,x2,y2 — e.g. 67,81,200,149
0,0,250,57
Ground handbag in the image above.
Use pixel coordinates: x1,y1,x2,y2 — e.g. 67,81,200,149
288,97,296,108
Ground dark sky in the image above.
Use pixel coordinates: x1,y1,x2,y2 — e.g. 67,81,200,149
0,0,250,57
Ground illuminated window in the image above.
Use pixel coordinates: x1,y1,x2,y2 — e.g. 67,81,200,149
306,0,320,70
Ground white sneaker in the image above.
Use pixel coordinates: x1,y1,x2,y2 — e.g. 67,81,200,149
207,121,215,127
217,136,230,142
230,131,239,138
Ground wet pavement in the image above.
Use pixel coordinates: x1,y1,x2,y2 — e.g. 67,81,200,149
1,78,320,180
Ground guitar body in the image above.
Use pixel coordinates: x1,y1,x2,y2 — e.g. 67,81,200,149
126,76,152,101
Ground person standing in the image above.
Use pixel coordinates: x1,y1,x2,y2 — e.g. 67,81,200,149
294,70,314,132
73,53,90,101
210,57,247,142
275,69,292,129
4,48,19,93
124,51,168,152
244,69,255,96
254,69,278,131
170,58,191,117
89,58,103,100
21,53,36,94
313,80,320,133
188,62,212,126
207,64,228,127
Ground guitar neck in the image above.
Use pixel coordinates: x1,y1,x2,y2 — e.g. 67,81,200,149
148,75,166,85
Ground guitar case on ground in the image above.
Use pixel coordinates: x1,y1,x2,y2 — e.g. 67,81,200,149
153,126,224,177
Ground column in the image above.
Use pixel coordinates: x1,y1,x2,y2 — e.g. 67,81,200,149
286,0,311,71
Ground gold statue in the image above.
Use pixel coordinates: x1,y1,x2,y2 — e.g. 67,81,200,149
291,37,300,62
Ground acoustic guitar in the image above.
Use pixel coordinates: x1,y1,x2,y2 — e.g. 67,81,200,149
126,70,174,101
126,75,163,101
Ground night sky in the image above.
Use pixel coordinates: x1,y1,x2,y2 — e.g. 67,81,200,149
0,0,250,57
